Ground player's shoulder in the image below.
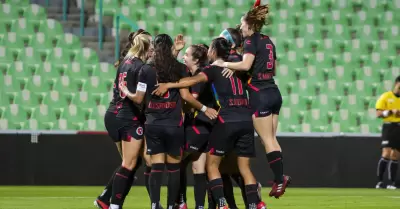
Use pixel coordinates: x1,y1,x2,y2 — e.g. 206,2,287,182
202,65,221,71
378,91,392,100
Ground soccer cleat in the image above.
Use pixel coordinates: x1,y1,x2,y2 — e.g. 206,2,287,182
375,181,385,189
387,183,397,190
94,198,110,209
257,201,267,209
257,182,262,201
269,175,291,199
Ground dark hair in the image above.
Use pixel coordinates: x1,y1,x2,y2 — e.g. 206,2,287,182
189,44,208,69
114,29,151,68
243,4,269,32
198,44,209,50
210,37,232,61
226,28,243,49
396,76,400,83
153,34,183,83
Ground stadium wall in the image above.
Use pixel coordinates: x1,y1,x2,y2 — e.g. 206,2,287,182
0,131,396,188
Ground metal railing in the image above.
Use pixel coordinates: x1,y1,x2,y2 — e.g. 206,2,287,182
114,13,139,60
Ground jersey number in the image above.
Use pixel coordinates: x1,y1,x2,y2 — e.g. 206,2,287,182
266,44,274,70
229,77,244,95
118,72,127,98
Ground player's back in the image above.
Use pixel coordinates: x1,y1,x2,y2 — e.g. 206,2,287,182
202,65,252,122
140,63,186,126
245,32,277,89
109,57,144,120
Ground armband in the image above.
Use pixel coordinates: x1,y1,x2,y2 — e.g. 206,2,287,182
382,110,390,117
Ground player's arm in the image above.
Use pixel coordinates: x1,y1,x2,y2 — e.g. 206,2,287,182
152,73,208,96
172,34,185,58
375,93,395,118
179,88,206,113
212,37,256,71
120,82,146,105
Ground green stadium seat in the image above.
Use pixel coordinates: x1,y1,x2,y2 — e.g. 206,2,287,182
38,19,64,40
23,4,47,26
74,48,99,72
46,48,71,73
61,105,86,130
3,32,25,55
56,33,82,54
31,32,55,57
0,4,21,23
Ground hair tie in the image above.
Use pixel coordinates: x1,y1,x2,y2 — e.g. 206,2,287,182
253,0,261,8
220,29,235,46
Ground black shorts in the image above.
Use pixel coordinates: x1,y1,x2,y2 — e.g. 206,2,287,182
381,123,400,150
145,125,184,156
185,122,212,153
207,121,255,157
104,111,144,142
249,87,282,117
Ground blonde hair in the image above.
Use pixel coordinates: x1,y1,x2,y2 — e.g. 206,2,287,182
127,33,151,61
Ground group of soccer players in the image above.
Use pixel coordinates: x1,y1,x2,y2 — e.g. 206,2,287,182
94,2,291,209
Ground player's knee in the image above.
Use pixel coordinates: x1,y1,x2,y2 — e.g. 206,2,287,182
122,156,139,170
390,149,400,160
192,160,206,174
382,148,391,158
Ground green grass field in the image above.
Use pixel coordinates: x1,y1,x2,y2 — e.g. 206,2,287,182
0,186,399,209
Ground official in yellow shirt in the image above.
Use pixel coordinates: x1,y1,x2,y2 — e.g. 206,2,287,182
375,76,400,189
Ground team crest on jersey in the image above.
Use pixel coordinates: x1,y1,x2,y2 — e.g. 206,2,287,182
136,127,143,136
246,40,251,45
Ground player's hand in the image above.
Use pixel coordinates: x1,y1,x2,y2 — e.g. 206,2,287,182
173,34,185,51
222,68,235,78
119,83,130,96
211,60,225,67
205,107,218,120
152,83,169,97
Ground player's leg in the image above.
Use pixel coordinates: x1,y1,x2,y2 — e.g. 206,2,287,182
165,126,184,209
220,154,238,209
236,121,266,209
95,142,122,209
110,125,144,209
207,122,231,209
387,149,399,189
175,153,190,209
146,125,167,209
376,124,391,188
191,152,207,209
251,88,290,198
142,137,153,197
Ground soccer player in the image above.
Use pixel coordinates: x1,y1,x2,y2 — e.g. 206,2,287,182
212,4,291,198
120,34,217,209
153,37,267,209
176,44,216,209
95,31,152,209
375,75,400,189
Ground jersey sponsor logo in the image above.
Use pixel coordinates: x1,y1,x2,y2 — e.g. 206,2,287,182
190,146,199,150
136,126,143,136
148,101,177,109
137,82,147,92
215,149,225,154
229,98,249,106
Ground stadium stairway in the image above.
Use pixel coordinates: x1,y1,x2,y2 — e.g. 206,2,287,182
33,0,116,63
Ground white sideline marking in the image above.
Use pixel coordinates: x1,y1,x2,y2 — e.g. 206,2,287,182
388,196,400,199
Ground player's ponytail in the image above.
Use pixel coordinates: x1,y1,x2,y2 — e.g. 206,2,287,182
114,29,151,68
243,4,269,32
128,33,151,62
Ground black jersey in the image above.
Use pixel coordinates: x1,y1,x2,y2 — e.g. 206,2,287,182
107,57,144,121
138,63,188,126
186,68,217,125
228,50,249,85
243,32,277,90
201,65,252,122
